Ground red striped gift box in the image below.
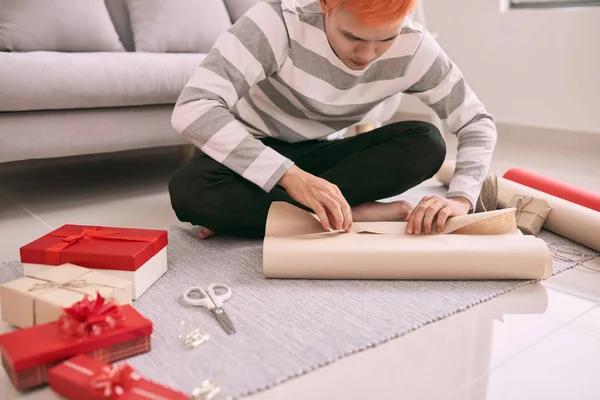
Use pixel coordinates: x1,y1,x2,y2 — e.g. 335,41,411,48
0,294,152,391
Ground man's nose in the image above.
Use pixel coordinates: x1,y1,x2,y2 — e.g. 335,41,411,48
354,42,376,62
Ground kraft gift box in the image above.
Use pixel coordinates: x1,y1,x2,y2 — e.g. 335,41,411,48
0,296,152,391
19,224,168,300
48,354,189,400
507,195,552,236
0,263,132,329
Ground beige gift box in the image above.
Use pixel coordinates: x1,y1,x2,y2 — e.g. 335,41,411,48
0,264,132,329
507,195,552,236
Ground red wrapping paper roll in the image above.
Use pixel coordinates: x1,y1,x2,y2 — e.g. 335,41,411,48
503,168,600,212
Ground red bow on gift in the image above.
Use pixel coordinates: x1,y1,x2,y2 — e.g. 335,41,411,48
59,226,119,246
58,293,123,337
88,363,140,398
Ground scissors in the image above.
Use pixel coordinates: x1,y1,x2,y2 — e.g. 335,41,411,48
183,283,236,335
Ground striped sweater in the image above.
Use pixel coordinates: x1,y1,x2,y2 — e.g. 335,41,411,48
171,0,497,209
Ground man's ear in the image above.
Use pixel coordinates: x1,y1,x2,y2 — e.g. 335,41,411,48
320,0,328,13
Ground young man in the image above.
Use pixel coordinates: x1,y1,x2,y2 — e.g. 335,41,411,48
169,0,497,239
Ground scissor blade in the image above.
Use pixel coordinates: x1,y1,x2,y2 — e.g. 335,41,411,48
213,308,236,335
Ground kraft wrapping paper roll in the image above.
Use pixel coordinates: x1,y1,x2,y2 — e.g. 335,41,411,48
435,160,600,252
263,202,552,280
503,167,600,212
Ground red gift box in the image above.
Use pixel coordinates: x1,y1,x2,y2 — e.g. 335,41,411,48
19,225,169,299
20,224,168,271
0,294,152,391
48,354,189,400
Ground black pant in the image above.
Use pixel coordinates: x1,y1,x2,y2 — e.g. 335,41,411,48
169,121,446,238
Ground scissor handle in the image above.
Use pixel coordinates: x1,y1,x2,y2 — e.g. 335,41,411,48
182,286,214,309
206,283,231,308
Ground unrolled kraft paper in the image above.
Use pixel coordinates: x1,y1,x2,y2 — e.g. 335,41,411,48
436,160,600,252
263,202,553,280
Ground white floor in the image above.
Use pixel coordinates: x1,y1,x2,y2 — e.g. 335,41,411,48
1,130,599,400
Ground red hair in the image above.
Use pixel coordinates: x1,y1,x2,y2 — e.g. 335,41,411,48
321,0,418,27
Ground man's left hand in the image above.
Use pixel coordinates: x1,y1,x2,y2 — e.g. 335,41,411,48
405,196,471,235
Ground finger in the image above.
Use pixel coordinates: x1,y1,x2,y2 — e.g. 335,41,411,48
405,200,422,233
328,184,352,231
422,201,444,234
436,206,452,233
335,194,353,231
322,196,344,231
405,209,415,233
419,196,432,204
341,201,352,232
411,207,427,235
325,206,344,232
325,208,336,230
410,198,438,235
405,206,418,234
413,196,440,235
407,204,425,235
312,203,330,231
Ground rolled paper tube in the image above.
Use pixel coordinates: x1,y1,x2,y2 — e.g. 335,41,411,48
435,160,600,252
264,234,552,280
263,202,553,280
503,167,600,212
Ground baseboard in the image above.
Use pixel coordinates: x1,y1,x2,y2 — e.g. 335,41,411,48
392,110,600,154
493,122,600,154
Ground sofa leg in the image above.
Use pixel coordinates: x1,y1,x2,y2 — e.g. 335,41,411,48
179,144,198,163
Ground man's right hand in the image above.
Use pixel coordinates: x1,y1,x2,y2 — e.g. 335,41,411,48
278,165,352,232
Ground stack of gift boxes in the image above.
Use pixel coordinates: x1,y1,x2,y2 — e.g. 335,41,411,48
0,224,191,399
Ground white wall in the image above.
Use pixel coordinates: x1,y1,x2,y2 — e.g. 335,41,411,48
411,0,600,134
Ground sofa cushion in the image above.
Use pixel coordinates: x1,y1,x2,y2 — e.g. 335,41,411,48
0,0,125,52
0,106,187,163
124,0,232,53
0,52,206,112
223,0,260,22
105,0,135,52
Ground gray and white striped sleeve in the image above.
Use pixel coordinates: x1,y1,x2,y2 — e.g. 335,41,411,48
404,30,498,209
171,1,293,192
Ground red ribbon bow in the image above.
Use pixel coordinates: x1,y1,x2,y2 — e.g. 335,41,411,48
58,293,123,337
45,226,157,265
61,226,116,245
88,363,140,398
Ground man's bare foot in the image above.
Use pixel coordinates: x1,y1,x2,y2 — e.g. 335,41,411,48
198,227,217,240
351,200,414,222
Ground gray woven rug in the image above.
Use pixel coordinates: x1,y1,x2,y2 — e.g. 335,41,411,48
1,227,597,399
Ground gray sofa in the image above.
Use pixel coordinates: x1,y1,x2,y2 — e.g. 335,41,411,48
0,0,258,164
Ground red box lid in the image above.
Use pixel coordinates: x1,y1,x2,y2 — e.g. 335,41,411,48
48,354,189,400
20,224,168,272
0,305,152,372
